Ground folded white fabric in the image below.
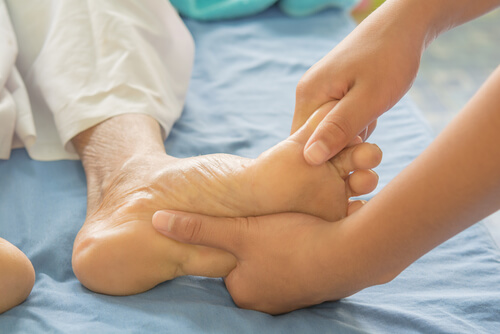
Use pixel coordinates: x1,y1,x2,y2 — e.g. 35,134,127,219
0,0,21,159
2,0,194,160
0,89,15,159
6,67,37,151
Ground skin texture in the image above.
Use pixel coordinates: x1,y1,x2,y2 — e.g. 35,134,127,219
154,65,500,314
70,107,381,295
0,238,35,314
152,0,500,314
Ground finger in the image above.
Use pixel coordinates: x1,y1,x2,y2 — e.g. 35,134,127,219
358,128,368,142
291,100,339,144
352,120,377,144
304,88,381,165
365,120,377,140
347,136,363,148
290,67,332,135
347,200,367,216
152,210,246,254
291,106,311,135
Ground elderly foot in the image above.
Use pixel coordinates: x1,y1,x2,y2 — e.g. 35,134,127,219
0,238,35,313
72,113,381,295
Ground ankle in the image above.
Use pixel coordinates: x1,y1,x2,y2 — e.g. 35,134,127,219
71,114,168,207
74,114,165,162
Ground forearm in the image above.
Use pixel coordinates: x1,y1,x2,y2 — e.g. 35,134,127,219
361,0,500,50
328,66,500,298
424,0,500,40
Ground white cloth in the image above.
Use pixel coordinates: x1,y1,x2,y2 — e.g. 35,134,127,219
0,0,33,159
0,0,194,160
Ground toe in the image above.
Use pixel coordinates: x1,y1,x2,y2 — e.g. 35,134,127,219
331,143,382,178
347,169,379,196
351,143,382,171
347,200,367,216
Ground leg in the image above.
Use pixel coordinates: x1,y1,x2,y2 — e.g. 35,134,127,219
0,238,35,314
72,110,382,295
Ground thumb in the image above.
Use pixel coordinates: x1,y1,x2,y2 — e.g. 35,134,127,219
303,89,380,165
152,210,245,253
289,100,338,147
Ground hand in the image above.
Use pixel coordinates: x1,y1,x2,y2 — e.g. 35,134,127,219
293,4,426,165
152,207,368,315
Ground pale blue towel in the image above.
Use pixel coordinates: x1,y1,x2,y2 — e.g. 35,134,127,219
1,6,500,333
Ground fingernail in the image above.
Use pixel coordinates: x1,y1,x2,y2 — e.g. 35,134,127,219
153,211,175,233
305,141,329,165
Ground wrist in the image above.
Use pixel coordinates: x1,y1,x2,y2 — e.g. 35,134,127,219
319,217,400,302
310,221,371,302
357,1,431,51
375,0,500,49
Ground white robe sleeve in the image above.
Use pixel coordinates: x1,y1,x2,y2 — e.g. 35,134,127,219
5,0,194,160
0,0,17,159
0,89,15,159
8,66,36,150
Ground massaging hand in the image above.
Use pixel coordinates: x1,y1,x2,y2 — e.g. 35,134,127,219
293,3,424,165
152,210,364,315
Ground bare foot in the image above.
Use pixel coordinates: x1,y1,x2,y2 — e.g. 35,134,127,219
0,238,35,314
72,112,381,295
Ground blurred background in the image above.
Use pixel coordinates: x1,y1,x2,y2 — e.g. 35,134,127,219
352,1,500,234
409,10,500,134
352,1,500,135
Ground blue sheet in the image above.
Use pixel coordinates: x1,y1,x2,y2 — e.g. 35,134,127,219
1,6,500,333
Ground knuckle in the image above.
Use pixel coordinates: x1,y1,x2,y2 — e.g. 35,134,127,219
181,216,203,243
295,87,310,112
320,114,353,144
295,78,310,100
295,72,316,103
240,216,254,233
230,217,252,249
